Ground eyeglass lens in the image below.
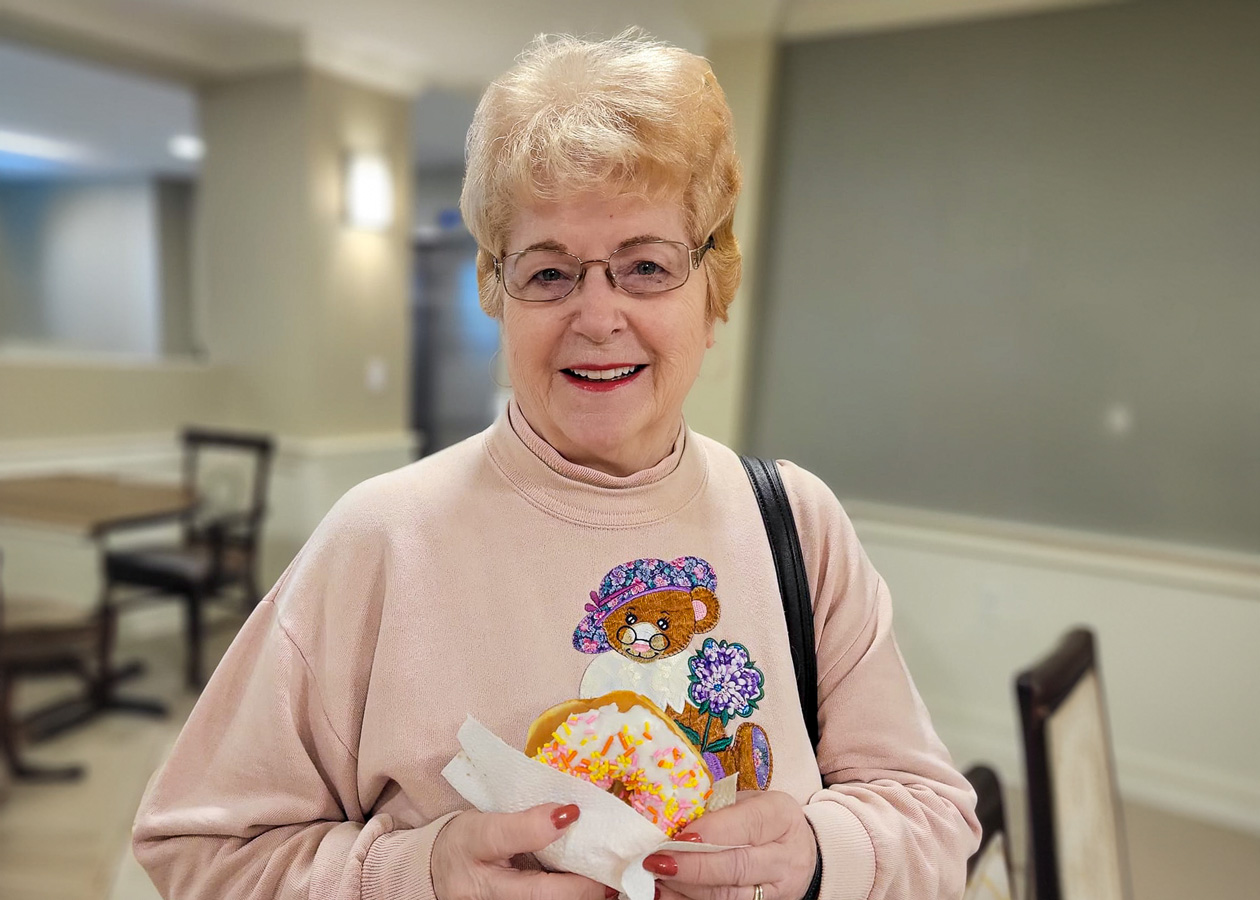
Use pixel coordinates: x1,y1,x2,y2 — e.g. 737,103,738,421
503,241,691,302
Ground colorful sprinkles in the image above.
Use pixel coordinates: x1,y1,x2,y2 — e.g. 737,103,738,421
533,709,712,836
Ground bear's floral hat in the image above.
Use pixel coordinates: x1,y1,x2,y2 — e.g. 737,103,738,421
573,556,717,654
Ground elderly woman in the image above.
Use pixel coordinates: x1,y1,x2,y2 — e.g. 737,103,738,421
134,33,978,900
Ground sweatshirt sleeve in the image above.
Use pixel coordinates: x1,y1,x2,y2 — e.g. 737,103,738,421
778,461,981,900
132,489,456,900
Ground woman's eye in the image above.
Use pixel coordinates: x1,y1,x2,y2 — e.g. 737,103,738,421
657,618,669,630
632,261,663,276
530,268,567,283
625,613,637,625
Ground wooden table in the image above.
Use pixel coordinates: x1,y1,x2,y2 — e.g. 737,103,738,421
0,474,195,537
0,473,197,738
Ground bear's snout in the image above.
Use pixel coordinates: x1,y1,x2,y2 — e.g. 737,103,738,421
616,622,672,659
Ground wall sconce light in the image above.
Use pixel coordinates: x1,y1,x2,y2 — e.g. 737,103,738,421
344,151,394,231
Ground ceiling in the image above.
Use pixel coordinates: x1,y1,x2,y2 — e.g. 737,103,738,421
0,0,1125,91
0,0,1124,177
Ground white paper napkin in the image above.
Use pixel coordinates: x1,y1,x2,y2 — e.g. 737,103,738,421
442,716,739,900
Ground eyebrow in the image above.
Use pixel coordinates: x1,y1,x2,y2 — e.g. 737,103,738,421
521,239,569,253
516,234,671,255
616,234,668,250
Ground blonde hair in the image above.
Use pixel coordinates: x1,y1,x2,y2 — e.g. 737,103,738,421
460,32,742,321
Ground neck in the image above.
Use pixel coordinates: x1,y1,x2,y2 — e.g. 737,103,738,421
565,438,676,477
513,404,680,477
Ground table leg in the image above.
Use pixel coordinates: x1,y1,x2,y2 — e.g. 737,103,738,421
24,582,169,743
92,585,170,714
3,674,85,781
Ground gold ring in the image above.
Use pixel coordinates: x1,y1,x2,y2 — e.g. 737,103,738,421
752,886,764,900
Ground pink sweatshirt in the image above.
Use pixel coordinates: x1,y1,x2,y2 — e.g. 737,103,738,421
133,404,979,900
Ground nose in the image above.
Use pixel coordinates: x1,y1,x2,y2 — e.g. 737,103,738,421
567,261,625,342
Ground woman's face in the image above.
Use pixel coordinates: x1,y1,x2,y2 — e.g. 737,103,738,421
500,192,715,476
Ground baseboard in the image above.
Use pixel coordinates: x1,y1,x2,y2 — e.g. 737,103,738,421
929,700,1260,837
1118,746,1260,837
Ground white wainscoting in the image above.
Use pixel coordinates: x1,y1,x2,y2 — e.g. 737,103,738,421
262,431,422,585
0,430,419,631
846,500,1260,837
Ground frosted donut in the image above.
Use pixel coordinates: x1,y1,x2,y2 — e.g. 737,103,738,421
527,691,714,836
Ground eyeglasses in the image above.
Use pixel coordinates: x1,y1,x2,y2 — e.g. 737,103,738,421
493,236,715,303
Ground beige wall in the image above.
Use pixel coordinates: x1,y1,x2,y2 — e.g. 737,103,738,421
0,64,412,443
304,71,412,437
0,360,228,439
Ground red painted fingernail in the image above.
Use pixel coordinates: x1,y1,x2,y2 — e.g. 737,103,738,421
551,804,580,828
653,887,661,900
605,888,619,899
675,832,704,843
643,854,678,877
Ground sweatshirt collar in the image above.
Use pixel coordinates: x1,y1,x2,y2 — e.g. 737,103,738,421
483,399,708,527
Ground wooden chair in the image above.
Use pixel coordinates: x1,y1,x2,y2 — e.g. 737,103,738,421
104,427,274,689
1016,628,1132,900
962,764,1015,900
0,549,99,781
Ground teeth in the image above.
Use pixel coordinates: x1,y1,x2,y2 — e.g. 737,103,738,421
569,366,639,381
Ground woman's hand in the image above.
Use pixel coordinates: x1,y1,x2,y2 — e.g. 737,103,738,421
644,791,818,900
432,803,615,900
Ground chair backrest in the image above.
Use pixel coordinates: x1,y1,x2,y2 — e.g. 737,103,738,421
963,764,1015,900
181,427,275,544
0,549,7,637
1017,628,1132,900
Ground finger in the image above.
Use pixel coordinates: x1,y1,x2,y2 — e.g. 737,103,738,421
466,804,580,861
493,868,618,900
649,844,766,888
658,882,764,900
676,792,796,848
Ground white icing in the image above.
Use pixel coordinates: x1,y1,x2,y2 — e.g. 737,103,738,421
535,699,712,834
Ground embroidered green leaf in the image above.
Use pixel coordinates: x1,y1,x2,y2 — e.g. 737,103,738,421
706,736,733,752
678,722,703,747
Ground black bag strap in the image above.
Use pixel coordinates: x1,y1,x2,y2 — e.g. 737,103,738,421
740,456,820,751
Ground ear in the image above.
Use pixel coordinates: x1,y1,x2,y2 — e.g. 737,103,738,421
690,587,720,633
704,315,717,349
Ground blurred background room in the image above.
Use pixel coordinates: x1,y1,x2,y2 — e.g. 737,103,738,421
0,0,1255,898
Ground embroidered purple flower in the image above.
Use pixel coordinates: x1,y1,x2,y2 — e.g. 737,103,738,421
687,638,765,727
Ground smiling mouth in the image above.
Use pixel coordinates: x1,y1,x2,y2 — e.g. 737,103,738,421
562,365,647,383
625,646,659,659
